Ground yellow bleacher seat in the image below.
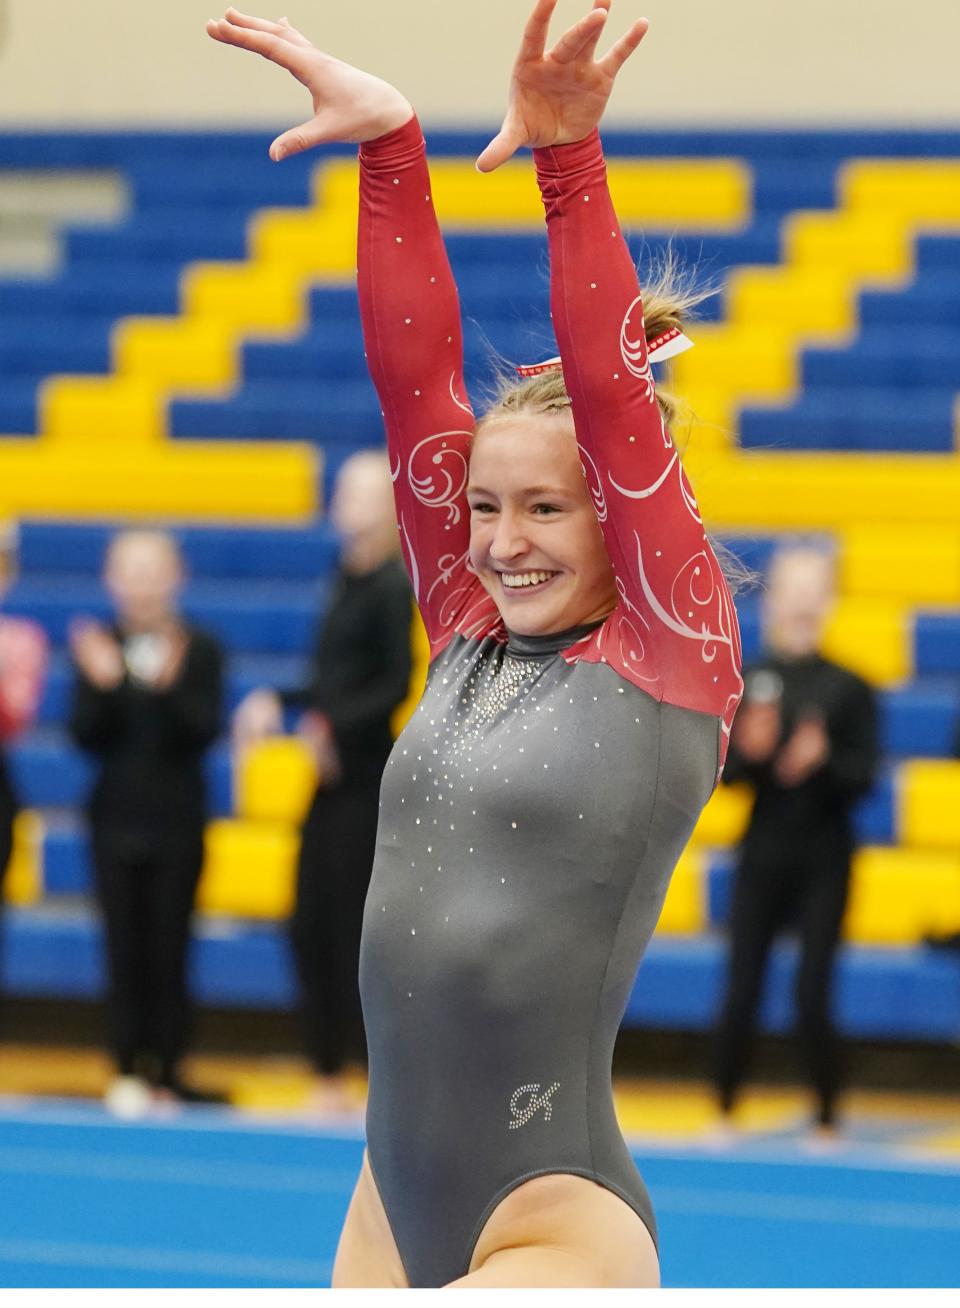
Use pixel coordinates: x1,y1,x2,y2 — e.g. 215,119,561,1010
900,760,960,850
250,210,357,275
392,605,430,737
0,440,318,521
724,266,857,339
113,318,239,391
182,263,307,333
670,324,798,403
841,161,960,224
684,453,960,531
841,525,960,605
656,846,705,934
846,846,960,945
690,781,753,848
199,818,299,919
820,596,911,687
235,737,318,825
4,811,43,907
313,156,752,231
784,211,913,284
42,375,166,442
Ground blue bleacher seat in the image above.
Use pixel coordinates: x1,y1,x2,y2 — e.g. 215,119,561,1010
42,817,93,896
128,157,314,210
17,520,340,581
0,264,181,318
803,330,960,390
860,274,960,330
7,730,94,808
4,906,958,1035
740,390,956,453
3,576,325,654
916,235,960,273
64,210,252,265
0,380,40,434
0,316,113,378
880,682,960,756
915,614,960,675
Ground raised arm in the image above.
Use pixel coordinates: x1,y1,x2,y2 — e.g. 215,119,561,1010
358,122,498,656
206,10,495,657
479,0,742,750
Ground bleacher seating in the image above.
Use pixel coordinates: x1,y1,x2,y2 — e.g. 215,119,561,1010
1,126,959,1041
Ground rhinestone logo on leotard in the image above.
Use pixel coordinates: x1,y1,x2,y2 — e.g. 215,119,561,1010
508,1081,560,1130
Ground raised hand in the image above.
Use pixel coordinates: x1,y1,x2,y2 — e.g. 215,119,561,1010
205,8,413,159
477,0,648,173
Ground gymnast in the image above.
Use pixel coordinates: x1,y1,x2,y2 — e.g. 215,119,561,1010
208,0,743,1286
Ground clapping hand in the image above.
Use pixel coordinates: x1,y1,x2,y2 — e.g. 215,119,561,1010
69,620,124,691
775,711,831,788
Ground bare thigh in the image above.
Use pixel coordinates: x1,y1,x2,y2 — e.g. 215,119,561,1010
331,1151,409,1288
446,1173,660,1289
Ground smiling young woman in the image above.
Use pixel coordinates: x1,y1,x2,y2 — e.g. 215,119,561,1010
208,0,743,1288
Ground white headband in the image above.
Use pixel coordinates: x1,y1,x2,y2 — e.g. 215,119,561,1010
516,325,694,378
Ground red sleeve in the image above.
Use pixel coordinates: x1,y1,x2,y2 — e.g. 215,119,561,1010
0,618,49,739
532,131,743,764
358,116,502,660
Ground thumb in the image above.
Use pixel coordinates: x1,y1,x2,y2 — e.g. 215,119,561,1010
476,127,521,173
270,117,328,161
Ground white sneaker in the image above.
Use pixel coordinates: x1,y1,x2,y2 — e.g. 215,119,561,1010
104,1075,153,1120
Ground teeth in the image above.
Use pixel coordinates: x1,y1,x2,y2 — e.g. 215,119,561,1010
501,570,554,589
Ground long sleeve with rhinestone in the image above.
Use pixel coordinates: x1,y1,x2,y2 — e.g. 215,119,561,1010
533,131,741,729
358,118,494,657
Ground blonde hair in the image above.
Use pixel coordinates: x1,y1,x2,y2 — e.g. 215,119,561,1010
472,257,758,595
477,253,711,434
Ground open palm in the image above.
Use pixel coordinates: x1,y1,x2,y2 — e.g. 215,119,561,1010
206,8,413,159
477,0,649,173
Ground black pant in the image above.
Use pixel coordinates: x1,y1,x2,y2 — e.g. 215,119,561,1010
92,827,204,1083
714,843,850,1125
288,777,381,1076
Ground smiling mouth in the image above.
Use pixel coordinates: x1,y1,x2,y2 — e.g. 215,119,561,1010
497,570,560,594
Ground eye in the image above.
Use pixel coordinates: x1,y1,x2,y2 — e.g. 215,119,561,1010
469,500,497,515
532,503,561,515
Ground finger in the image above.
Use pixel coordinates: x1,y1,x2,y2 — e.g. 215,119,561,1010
548,6,609,66
475,127,523,173
599,17,649,76
222,7,287,35
578,1,615,62
275,16,313,48
518,0,558,61
206,17,305,71
270,115,333,161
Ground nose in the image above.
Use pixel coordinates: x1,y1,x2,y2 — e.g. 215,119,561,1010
489,509,530,565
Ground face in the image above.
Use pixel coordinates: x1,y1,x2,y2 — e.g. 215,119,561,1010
331,452,397,570
764,550,836,658
105,533,184,631
467,413,617,636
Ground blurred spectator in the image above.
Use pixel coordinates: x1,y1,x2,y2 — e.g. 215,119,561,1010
68,530,224,1116
713,545,878,1138
234,451,412,1116
0,527,49,1001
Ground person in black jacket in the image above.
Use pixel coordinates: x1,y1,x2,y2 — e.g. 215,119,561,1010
69,529,224,1115
234,451,413,1116
713,544,878,1137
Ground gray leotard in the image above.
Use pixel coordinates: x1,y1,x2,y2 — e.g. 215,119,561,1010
355,120,743,1286
360,625,719,1285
